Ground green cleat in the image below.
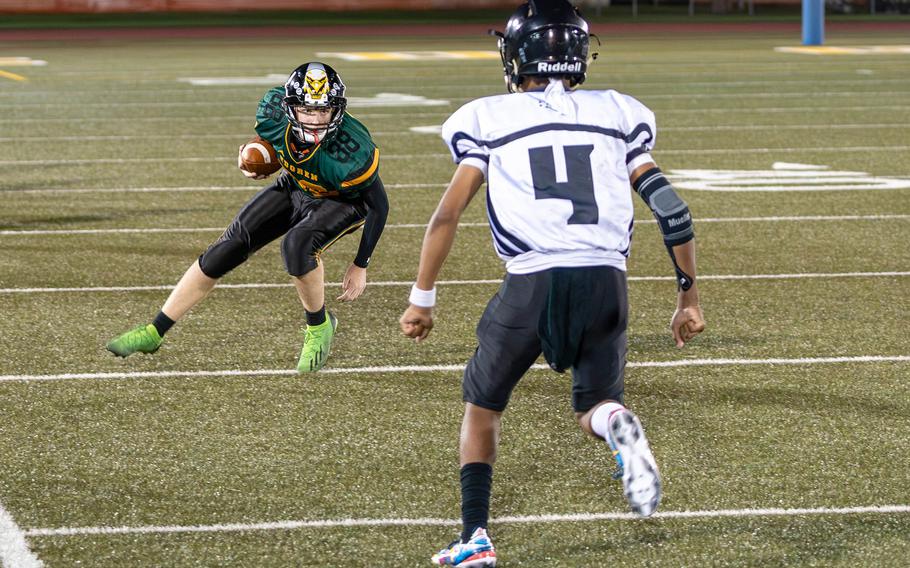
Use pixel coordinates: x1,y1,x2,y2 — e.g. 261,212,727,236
106,324,163,357
297,312,337,373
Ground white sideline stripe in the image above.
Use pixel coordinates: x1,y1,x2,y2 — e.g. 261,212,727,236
660,105,910,114
0,183,448,195
2,214,909,236
4,145,910,166
0,502,43,568
659,123,910,132
5,91,908,107
0,131,429,143
21,505,910,537
4,123,910,143
0,105,907,126
1,272,908,295
0,223,489,236
0,77,908,97
2,356,908,384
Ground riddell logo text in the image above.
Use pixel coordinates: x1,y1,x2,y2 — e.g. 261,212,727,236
536,61,583,73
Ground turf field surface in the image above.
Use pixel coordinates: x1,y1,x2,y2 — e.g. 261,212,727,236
1,22,909,567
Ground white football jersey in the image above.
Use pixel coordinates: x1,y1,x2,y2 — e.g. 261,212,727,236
441,80,656,274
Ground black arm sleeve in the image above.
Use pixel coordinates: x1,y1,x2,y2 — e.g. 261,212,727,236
632,166,696,290
353,176,389,268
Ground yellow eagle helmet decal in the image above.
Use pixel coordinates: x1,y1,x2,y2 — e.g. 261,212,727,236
303,67,329,104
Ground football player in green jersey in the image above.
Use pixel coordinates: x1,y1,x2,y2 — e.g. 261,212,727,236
106,62,389,373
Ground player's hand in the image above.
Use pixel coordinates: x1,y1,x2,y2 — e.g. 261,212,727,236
238,144,269,180
337,264,367,302
400,305,434,343
671,304,705,348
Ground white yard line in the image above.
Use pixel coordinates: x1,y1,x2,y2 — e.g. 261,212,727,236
0,223,489,236
0,78,907,99
3,214,908,236
0,112,449,125
657,146,910,156
5,91,908,109
658,105,910,114
0,272,907,295
21,504,910,538
0,106,908,127
0,502,43,568
0,183,448,195
1,356,908,384
3,123,909,143
3,145,910,166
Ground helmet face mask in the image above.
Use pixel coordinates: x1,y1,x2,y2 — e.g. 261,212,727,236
495,0,591,93
283,62,347,145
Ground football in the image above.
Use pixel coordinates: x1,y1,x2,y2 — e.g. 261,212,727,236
240,137,281,176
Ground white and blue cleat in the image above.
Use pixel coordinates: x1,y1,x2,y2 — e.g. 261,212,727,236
431,527,497,567
608,409,662,518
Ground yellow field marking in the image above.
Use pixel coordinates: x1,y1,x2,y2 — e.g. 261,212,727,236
0,70,27,82
316,50,498,62
0,57,47,66
776,45,910,55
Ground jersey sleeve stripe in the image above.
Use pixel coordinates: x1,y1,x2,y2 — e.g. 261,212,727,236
458,153,490,164
624,123,654,145
341,148,380,188
625,147,648,164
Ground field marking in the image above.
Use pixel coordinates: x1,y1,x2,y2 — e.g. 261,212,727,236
776,45,910,55
1,272,908,295
413,123,910,135
0,223,483,236
8,122,910,143
657,104,910,114
2,215,909,237
0,183,448,195
673,163,910,191
316,50,500,61
2,356,908,384
0,57,46,67
6,91,909,107
19,504,910,538
4,146,910,167
1,77,909,98
0,111,451,125
0,130,429,143
0,501,43,568
1,105,908,126
5,93,450,108
0,70,27,82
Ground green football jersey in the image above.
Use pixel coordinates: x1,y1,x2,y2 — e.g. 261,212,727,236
254,86,380,199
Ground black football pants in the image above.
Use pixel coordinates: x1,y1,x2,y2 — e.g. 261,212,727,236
198,173,367,278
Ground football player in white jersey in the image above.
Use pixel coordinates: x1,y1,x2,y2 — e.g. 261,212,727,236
400,1,705,565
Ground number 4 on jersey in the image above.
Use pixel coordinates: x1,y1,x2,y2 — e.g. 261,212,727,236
529,144,599,225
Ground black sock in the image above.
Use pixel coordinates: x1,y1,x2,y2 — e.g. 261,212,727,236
152,311,175,337
305,305,326,326
460,462,493,542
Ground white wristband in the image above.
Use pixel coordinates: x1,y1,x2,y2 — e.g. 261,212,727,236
409,284,436,308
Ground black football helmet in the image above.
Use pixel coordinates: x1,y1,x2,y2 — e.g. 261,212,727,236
283,62,347,144
493,0,592,93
